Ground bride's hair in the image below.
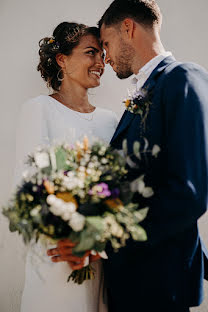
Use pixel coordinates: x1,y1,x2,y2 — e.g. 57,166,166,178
37,22,100,91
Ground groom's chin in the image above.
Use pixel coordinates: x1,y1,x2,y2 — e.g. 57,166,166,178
116,71,133,80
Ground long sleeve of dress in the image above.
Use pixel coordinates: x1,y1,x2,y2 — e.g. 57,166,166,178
13,98,49,188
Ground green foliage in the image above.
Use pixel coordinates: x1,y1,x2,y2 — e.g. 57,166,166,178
55,147,71,171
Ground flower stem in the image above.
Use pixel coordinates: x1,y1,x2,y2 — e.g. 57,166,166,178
67,264,96,284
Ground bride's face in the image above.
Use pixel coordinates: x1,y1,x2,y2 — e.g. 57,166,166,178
61,35,105,89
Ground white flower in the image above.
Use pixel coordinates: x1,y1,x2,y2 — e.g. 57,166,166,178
34,152,50,169
61,210,72,221
79,166,85,172
91,250,108,259
49,205,62,216
22,170,30,180
98,251,108,259
22,168,37,182
32,186,38,192
88,162,95,169
84,256,89,267
69,212,85,232
101,158,108,164
77,179,85,189
49,148,57,171
30,205,41,217
67,171,75,178
47,194,56,206
84,154,90,162
66,203,77,213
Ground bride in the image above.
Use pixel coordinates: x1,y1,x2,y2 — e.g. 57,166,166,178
15,21,118,312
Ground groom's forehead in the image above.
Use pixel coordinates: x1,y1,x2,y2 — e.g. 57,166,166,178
100,25,116,44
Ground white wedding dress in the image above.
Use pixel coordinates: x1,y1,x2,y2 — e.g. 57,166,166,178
14,95,118,312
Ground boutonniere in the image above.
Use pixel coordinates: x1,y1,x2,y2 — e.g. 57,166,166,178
123,88,152,124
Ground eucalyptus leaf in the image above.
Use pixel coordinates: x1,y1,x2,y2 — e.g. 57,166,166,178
126,156,137,168
143,137,149,151
152,145,161,157
133,141,141,160
131,225,147,241
9,222,17,232
134,207,149,222
93,241,106,252
86,216,105,233
142,187,154,198
73,229,95,254
122,139,128,156
69,231,81,244
55,147,69,171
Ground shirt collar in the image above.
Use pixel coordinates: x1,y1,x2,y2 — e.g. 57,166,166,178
131,51,172,92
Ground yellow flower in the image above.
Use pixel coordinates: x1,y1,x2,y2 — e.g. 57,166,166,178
125,99,131,108
83,136,89,152
104,198,123,212
44,180,55,194
56,192,78,207
75,141,82,161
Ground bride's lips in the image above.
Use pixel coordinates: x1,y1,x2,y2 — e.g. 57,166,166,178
89,69,103,79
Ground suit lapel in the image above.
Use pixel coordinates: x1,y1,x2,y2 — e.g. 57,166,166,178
110,110,135,143
111,56,177,144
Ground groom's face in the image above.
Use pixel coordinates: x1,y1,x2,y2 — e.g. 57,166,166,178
100,24,135,79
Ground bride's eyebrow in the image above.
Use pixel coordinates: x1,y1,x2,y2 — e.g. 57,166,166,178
84,46,99,52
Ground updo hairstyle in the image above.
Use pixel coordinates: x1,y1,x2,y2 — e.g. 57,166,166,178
37,22,100,91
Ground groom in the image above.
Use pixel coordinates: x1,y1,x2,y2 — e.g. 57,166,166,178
98,1,208,311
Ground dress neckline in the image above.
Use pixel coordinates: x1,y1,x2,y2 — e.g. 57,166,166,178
45,95,97,115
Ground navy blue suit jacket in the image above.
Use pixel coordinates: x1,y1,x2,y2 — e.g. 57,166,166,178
104,56,208,311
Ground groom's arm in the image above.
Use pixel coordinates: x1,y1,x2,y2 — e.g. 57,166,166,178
144,63,208,246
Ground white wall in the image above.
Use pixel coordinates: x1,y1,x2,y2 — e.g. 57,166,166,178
0,0,207,311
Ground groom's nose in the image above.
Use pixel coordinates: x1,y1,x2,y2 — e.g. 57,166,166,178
105,56,111,65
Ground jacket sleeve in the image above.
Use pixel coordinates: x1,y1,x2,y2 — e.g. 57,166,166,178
145,63,208,246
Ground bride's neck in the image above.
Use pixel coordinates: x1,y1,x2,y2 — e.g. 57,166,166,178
52,80,94,113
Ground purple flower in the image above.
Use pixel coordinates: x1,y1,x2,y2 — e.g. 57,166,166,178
88,183,111,197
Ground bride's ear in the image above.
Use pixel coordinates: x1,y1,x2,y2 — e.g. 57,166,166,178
56,53,66,70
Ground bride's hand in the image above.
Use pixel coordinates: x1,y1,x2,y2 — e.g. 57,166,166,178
47,239,88,270
47,239,100,270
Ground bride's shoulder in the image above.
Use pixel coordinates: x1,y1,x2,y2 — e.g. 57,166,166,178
21,95,51,113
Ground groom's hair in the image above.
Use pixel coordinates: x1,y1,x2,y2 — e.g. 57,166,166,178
98,0,161,29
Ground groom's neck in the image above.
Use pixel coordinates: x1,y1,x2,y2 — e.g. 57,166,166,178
132,26,165,74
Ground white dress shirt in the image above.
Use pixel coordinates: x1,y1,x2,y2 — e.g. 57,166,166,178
132,51,172,94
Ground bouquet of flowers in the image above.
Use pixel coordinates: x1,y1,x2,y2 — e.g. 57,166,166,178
3,137,158,284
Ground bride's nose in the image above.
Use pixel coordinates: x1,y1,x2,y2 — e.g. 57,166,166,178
95,54,105,69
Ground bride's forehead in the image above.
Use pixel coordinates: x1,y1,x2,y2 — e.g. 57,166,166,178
77,35,102,50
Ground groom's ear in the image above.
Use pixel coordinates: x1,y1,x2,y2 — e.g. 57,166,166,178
120,18,135,40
